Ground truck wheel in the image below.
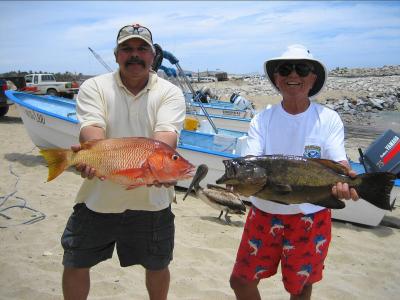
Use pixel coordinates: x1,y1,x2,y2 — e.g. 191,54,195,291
47,88,58,96
0,106,9,117
64,93,74,99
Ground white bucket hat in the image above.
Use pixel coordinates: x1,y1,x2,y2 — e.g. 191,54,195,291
264,44,327,98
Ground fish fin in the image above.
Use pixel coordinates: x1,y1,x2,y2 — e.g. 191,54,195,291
356,172,395,210
315,196,346,209
311,158,349,175
125,182,147,190
40,149,72,181
112,168,147,179
271,182,292,194
147,153,164,174
233,181,267,197
206,184,228,191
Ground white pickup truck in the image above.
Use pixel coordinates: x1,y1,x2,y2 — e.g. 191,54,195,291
24,73,79,99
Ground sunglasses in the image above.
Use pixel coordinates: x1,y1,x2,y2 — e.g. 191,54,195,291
117,24,153,44
275,63,314,77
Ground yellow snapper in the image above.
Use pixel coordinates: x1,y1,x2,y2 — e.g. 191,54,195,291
40,137,195,189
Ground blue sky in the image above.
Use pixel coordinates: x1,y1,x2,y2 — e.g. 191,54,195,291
1,1,399,75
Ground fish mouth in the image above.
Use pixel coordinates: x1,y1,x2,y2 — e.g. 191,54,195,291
216,160,237,184
216,157,267,185
183,164,196,178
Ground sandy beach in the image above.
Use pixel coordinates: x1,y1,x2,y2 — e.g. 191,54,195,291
1,102,400,300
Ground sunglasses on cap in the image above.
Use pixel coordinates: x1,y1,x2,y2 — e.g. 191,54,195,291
117,24,153,44
275,62,314,77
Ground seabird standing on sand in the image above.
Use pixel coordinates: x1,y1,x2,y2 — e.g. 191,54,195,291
183,164,246,224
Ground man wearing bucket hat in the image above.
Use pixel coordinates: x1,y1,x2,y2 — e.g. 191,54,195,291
229,45,358,300
61,24,186,300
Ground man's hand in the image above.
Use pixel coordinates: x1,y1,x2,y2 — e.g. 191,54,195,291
332,169,359,201
71,144,105,181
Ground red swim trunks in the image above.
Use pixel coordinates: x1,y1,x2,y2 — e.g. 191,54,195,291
231,206,331,295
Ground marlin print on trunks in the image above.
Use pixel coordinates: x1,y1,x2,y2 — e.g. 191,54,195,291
248,238,262,256
269,217,284,237
297,264,312,283
314,234,327,254
254,265,268,279
301,214,314,231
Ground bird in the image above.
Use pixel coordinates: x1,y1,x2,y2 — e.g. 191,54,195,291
183,164,246,224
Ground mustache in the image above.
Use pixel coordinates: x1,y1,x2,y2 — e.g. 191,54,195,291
125,56,146,67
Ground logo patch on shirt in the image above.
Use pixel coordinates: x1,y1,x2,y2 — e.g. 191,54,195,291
304,145,321,158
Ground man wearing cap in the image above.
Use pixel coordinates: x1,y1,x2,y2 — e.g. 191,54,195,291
229,45,358,300
61,24,186,300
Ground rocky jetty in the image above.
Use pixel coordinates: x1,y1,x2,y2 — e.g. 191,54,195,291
329,65,400,77
193,65,400,129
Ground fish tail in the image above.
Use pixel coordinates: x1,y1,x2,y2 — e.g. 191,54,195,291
356,172,396,211
40,149,72,181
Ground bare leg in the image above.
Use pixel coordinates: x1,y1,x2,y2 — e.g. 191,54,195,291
290,284,312,300
62,267,90,300
146,267,170,300
230,274,261,300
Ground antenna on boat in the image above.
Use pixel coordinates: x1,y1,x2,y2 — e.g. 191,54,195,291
163,50,218,134
88,47,114,72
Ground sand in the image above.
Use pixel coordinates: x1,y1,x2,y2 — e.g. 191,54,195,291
1,105,400,300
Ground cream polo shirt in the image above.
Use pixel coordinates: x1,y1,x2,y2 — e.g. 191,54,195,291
74,70,186,213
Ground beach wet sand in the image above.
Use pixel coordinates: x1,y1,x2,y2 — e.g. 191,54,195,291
1,105,399,299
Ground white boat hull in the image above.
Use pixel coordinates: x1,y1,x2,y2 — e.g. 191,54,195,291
187,100,252,118
15,104,79,148
187,113,250,132
176,148,228,188
332,187,398,226
190,105,249,119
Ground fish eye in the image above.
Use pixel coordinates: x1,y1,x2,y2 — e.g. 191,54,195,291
172,154,179,161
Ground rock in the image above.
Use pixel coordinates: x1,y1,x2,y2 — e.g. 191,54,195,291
368,98,384,110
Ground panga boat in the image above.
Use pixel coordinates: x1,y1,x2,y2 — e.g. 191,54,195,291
5,90,398,226
332,161,399,226
159,50,254,132
5,91,79,148
185,106,251,132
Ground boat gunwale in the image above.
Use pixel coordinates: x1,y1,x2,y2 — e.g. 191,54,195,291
185,111,251,122
5,91,78,124
189,102,248,112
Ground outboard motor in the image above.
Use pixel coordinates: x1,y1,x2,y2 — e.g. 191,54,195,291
230,92,240,104
230,93,252,110
194,90,209,103
200,86,218,99
151,44,164,72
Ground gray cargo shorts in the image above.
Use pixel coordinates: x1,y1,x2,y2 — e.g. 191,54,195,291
61,203,175,270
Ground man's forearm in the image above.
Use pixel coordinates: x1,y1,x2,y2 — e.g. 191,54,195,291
79,125,106,143
153,131,178,149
